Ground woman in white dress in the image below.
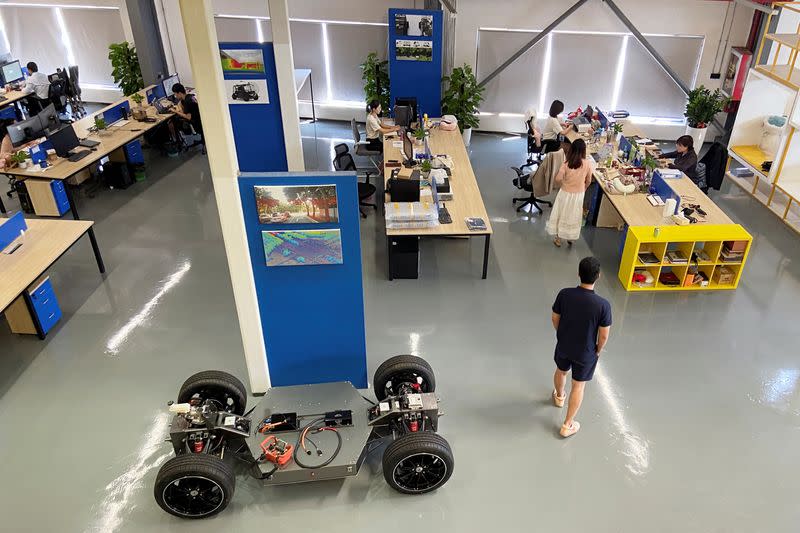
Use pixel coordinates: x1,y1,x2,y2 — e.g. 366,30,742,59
546,138,593,247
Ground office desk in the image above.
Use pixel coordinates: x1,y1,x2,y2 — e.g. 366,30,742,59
0,88,29,109
383,126,493,279
0,218,100,338
0,88,171,271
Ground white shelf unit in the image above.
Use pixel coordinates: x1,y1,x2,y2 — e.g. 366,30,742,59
727,68,797,184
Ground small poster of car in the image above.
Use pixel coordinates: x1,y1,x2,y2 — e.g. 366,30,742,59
224,79,269,104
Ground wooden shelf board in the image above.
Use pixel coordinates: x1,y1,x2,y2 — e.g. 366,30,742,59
775,179,800,200
765,33,800,49
755,64,800,89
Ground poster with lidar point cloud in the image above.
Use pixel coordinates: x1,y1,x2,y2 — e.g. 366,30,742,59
262,230,343,267
220,48,266,73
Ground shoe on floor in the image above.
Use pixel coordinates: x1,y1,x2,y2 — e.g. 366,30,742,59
552,390,565,408
560,420,580,438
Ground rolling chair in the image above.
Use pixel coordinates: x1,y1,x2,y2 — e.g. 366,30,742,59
511,140,560,214
333,143,377,218
350,118,381,172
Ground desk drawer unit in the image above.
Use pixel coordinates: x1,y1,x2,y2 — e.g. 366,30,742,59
7,277,63,336
26,179,70,217
110,140,145,165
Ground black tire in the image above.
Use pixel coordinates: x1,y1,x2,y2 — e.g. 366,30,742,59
154,454,235,519
373,355,435,401
178,370,247,415
382,433,453,494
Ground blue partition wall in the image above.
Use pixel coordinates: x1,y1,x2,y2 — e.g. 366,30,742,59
388,8,443,118
220,42,288,172
238,172,367,388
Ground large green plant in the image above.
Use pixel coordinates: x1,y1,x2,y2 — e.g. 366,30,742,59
108,42,144,96
441,64,485,132
685,85,728,128
360,52,390,110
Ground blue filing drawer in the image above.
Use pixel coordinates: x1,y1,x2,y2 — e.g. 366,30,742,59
0,105,17,121
29,278,62,335
124,140,144,165
50,180,70,216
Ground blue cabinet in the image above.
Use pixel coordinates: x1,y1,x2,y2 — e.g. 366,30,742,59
50,180,70,216
124,140,144,165
28,278,62,335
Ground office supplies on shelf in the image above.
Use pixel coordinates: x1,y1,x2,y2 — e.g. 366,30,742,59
637,251,660,264
659,271,681,286
665,250,688,264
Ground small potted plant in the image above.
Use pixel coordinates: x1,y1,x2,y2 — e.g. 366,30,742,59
685,85,728,149
10,150,29,169
642,152,659,192
94,115,107,135
419,158,432,179
441,64,485,147
413,125,426,146
130,92,147,121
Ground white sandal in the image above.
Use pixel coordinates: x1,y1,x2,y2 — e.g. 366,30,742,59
552,390,565,408
560,420,580,438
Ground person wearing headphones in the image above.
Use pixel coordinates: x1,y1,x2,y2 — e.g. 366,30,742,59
365,99,400,153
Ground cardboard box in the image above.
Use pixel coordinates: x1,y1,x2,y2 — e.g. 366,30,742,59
713,266,736,285
724,240,748,253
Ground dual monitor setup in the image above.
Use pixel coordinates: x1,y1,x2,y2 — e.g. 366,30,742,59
10,107,96,163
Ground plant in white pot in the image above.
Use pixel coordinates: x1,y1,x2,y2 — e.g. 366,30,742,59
684,86,728,149
441,64,484,147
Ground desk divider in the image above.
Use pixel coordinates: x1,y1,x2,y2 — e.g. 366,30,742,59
0,211,26,251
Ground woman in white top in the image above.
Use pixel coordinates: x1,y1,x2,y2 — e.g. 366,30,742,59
365,99,400,153
541,100,573,142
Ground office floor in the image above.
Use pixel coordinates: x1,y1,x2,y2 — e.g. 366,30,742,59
1,121,799,532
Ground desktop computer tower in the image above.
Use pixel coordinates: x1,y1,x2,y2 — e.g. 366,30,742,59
389,236,419,279
102,161,133,189
13,181,34,213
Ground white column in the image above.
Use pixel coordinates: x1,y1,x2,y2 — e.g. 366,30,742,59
178,0,271,393
267,0,304,171
117,0,135,46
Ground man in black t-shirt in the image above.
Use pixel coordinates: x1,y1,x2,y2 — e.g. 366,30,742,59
551,257,612,438
171,83,204,150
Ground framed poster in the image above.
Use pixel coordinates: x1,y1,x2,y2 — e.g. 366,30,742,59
254,184,338,224
220,48,266,73
262,229,344,267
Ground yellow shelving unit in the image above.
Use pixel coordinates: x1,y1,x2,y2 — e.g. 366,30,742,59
618,225,752,292
756,3,800,90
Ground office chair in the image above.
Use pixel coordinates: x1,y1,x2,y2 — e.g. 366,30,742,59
350,118,381,172
510,166,552,214
333,143,377,218
47,77,69,115
65,65,86,119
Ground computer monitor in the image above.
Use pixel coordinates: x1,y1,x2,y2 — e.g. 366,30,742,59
36,103,61,134
47,124,81,158
8,116,44,147
162,73,180,98
395,97,418,119
395,105,412,128
1,60,23,85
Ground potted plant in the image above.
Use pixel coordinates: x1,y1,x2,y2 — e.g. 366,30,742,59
419,159,432,179
129,92,147,121
108,41,144,96
441,64,485,146
413,125,426,146
94,115,107,135
359,52,390,111
10,150,29,169
642,152,659,192
684,85,728,149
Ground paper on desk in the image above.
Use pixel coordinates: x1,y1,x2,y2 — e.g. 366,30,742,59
392,141,403,148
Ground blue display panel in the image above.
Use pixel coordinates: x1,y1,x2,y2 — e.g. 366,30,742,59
220,42,288,172
388,8,443,118
238,172,367,388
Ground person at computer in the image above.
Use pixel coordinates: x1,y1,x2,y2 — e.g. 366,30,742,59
658,135,697,181
366,99,400,153
546,138,593,248
6,62,50,114
170,83,204,151
541,100,574,142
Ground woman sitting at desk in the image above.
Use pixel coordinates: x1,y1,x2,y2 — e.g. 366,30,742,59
365,99,400,153
546,138,593,248
659,135,697,181
542,100,574,143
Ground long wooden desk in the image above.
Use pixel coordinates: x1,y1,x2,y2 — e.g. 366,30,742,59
0,88,29,109
0,87,172,272
0,218,100,338
383,125,493,279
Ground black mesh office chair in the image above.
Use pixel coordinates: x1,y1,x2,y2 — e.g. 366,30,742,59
511,140,560,214
333,143,377,218
47,77,68,115
65,65,86,119
350,118,381,171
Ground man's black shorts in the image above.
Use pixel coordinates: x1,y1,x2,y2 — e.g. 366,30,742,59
554,352,598,382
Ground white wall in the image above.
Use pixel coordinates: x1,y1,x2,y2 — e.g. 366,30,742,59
456,0,754,138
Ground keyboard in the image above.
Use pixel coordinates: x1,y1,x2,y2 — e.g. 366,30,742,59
68,150,91,162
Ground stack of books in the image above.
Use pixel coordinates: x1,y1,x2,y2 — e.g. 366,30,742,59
659,271,681,286
665,250,688,264
719,243,745,263
638,252,660,264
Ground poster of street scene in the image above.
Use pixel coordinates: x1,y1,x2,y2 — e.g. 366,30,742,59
254,185,338,224
262,230,343,267
394,13,433,37
396,39,433,62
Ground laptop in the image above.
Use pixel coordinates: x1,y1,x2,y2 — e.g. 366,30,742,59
154,98,173,114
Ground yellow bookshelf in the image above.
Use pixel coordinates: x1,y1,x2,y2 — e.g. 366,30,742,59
618,225,752,291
